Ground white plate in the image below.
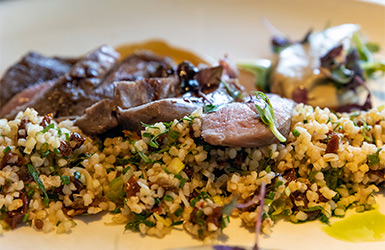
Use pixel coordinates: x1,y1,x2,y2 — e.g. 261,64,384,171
0,0,385,249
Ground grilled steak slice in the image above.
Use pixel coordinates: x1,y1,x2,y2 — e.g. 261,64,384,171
98,51,175,99
0,52,76,108
75,99,118,135
76,77,243,135
114,76,181,109
103,50,175,83
5,46,120,119
75,76,181,134
201,94,296,147
117,98,201,133
0,80,55,117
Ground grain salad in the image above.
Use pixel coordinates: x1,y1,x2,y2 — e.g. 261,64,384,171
0,104,384,241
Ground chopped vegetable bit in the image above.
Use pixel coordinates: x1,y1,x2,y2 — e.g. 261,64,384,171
167,158,185,174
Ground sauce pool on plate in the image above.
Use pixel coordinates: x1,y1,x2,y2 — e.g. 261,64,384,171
323,207,385,242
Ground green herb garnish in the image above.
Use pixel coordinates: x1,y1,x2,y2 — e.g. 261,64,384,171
138,151,152,163
122,166,131,175
60,175,71,185
303,206,324,212
204,104,220,113
22,213,29,223
3,146,11,154
368,148,382,166
292,128,301,137
27,164,49,206
163,195,174,202
110,208,122,214
253,91,286,143
361,120,372,142
171,220,183,226
221,80,242,99
125,212,155,232
174,207,184,217
41,123,55,133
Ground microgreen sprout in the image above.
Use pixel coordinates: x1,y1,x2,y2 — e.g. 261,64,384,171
252,91,286,143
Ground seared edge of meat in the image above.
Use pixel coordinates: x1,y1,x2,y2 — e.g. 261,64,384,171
0,52,77,108
0,80,55,117
117,98,202,133
4,46,120,119
114,76,181,109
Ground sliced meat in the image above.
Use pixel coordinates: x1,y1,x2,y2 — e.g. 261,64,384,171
0,52,76,108
103,50,174,83
114,76,181,109
75,99,118,135
5,46,120,119
201,94,296,147
75,77,245,135
117,98,202,133
75,76,181,134
0,80,55,117
98,51,175,98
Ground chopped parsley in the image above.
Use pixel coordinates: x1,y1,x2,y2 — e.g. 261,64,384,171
41,123,55,133
3,146,11,154
368,148,382,166
163,195,174,202
292,128,301,137
60,175,71,185
27,164,49,206
125,212,155,232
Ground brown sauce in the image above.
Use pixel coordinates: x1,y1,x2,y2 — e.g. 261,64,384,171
115,39,213,66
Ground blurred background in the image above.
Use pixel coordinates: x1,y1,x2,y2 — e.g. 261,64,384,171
1,0,384,74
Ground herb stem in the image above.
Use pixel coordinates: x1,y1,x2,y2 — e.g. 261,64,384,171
269,123,286,143
253,91,287,143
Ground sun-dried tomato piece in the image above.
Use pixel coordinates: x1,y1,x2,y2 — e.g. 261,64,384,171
70,132,86,149
40,113,53,128
58,141,72,157
325,133,340,154
125,176,140,198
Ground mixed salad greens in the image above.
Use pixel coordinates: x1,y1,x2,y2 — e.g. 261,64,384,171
238,24,385,112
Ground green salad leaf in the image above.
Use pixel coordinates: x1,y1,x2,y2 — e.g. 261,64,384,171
236,59,272,92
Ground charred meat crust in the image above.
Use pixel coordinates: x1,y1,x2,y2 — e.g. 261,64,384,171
0,52,77,108
4,46,120,119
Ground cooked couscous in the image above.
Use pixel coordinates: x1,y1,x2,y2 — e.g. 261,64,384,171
0,103,384,241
